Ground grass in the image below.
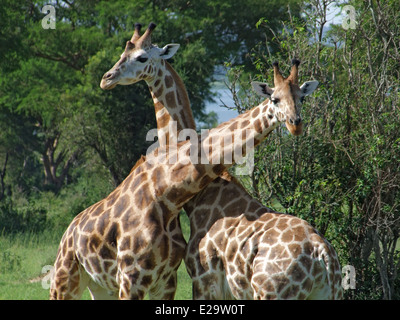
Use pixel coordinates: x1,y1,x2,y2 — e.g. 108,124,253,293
0,212,193,300
0,230,60,299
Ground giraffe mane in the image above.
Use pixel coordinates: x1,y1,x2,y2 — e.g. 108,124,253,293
130,154,146,174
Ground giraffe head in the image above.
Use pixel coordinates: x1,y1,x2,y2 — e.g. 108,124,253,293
251,60,318,136
100,23,180,90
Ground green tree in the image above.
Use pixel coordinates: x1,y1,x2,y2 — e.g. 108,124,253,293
231,0,400,299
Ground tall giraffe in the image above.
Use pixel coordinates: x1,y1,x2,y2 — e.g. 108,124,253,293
99,23,343,299
48,23,248,299
189,65,342,299
50,44,306,299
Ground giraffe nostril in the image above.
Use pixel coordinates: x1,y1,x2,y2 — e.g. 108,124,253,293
103,72,115,80
289,117,301,126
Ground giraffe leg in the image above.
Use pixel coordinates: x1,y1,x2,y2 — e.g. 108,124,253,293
88,280,118,300
118,269,147,300
192,278,206,300
250,259,283,300
50,255,89,300
148,272,178,300
250,274,280,300
192,272,232,299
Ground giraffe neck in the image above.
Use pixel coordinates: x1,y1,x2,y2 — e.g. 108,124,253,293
145,60,278,171
200,99,278,167
146,61,196,145
127,98,278,223
148,99,277,198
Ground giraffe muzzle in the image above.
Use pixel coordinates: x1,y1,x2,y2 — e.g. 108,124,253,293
100,72,119,90
285,118,303,136
289,116,302,126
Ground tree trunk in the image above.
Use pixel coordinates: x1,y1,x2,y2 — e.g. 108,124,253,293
0,152,8,201
42,135,80,192
90,142,121,187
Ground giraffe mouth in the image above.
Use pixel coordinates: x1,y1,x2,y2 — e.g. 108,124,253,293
100,75,118,90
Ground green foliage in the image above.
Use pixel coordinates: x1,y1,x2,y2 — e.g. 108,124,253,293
233,0,400,300
0,250,22,274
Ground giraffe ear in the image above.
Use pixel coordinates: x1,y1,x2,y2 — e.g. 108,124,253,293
159,44,180,59
300,80,319,97
251,81,274,98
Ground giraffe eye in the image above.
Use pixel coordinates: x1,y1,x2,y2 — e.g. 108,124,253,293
137,56,148,63
272,98,280,105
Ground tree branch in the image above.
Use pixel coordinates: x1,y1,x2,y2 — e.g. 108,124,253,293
33,51,83,71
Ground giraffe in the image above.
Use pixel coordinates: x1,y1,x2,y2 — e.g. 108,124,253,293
48,23,254,299
98,23,342,299
186,63,343,300
186,64,343,300
50,43,309,299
